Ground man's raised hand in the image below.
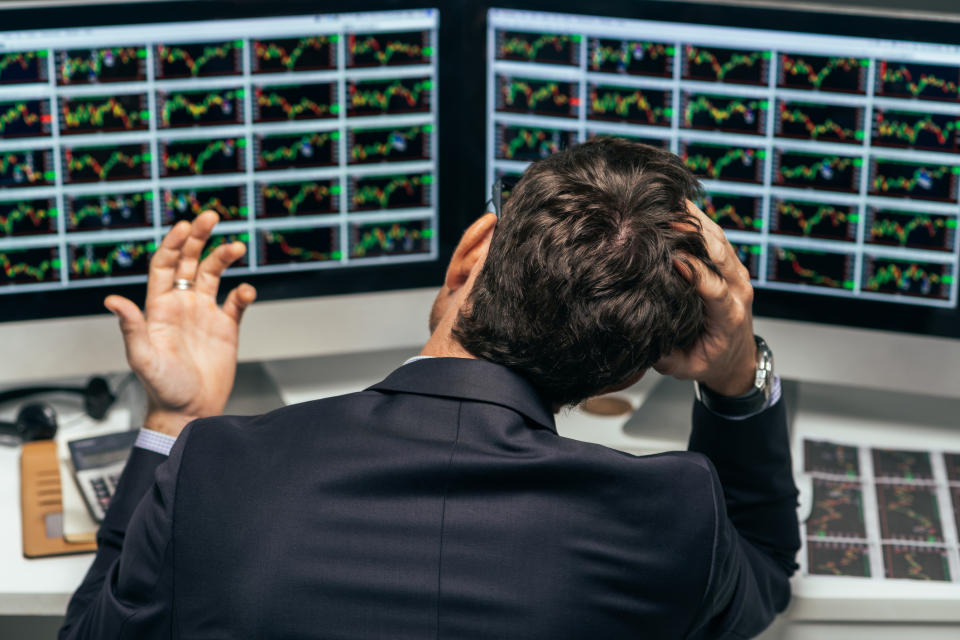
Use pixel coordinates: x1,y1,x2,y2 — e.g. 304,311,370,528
654,201,757,397
104,211,256,437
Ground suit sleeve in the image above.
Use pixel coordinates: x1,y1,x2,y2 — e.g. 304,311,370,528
684,398,801,639
59,422,196,639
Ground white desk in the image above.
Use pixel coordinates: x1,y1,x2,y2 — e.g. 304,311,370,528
2,351,960,639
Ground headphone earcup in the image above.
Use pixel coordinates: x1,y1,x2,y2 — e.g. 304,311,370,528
16,403,58,442
84,376,116,421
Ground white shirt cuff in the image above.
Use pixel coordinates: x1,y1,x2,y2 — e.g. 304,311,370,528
135,428,178,456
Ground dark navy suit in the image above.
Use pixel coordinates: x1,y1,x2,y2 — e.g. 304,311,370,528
61,357,799,639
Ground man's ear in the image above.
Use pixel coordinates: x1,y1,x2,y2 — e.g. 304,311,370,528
445,213,497,291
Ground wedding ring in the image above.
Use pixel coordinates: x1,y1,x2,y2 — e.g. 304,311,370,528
173,278,195,291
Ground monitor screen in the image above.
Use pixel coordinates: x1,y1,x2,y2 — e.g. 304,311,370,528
484,4,960,338
0,1,450,322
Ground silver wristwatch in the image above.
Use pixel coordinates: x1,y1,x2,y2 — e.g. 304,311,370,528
694,335,774,416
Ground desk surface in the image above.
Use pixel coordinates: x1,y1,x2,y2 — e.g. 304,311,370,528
3,351,960,623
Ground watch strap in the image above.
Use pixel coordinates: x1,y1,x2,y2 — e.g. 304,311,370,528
694,336,774,417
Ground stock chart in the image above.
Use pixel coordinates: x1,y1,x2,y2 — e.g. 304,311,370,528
486,9,960,308
0,9,438,294
800,438,960,583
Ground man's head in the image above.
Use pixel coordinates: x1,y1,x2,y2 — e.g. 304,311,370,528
430,137,718,408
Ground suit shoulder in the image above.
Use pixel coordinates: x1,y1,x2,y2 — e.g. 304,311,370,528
181,390,383,449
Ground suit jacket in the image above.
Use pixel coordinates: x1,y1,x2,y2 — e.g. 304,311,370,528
60,357,800,639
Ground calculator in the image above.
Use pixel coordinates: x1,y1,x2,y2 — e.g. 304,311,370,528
68,430,138,522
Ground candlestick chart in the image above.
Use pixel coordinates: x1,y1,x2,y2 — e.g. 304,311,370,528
0,247,60,284
68,239,153,279
778,54,868,93
348,125,430,164
807,542,871,577
258,227,340,265
496,125,576,161
161,185,246,224
872,109,960,152
863,258,952,300
701,192,763,232
161,138,244,177
804,439,860,478
0,50,48,85
776,101,864,144
347,31,431,67
0,149,54,188
252,35,336,73
349,219,432,258
348,77,432,117
58,47,145,85
869,160,958,202
156,40,242,78
878,61,960,101
681,143,763,183
876,483,943,542
683,45,769,85
866,209,956,251
681,93,766,135
59,94,149,135
349,173,432,211
255,130,338,171
0,99,51,138
774,151,860,192
769,246,854,289
258,180,340,217
873,448,935,482
588,38,673,76
66,192,151,230
772,200,857,241
497,76,579,119
884,545,951,581
497,30,579,66
158,88,244,128
255,83,337,122
588,86,670,125
0,199,57,236
807,479,867,538
63,143,150,183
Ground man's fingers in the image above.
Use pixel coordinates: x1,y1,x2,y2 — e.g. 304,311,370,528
146,220,191,300
104,295,151,367
675,253,726,301
222,283,257,324
173,211,220,284
196,242,246,296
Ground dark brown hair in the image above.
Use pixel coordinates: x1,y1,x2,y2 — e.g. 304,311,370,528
453,137,718,407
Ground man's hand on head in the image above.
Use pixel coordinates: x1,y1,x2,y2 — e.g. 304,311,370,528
104,211,256,437
654,201,757,397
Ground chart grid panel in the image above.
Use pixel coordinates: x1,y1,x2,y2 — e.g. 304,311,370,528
0,8,439,294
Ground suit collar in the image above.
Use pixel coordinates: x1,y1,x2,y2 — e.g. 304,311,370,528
368,357,556,432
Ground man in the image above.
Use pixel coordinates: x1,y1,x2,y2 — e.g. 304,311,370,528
61,138,799,639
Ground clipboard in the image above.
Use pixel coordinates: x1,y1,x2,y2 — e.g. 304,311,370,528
21,440,97,558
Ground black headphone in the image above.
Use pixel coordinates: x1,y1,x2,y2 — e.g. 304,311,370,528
0,377,117,446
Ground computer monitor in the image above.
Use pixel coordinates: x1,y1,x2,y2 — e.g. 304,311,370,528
0,0,462,383
476,0,960,397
